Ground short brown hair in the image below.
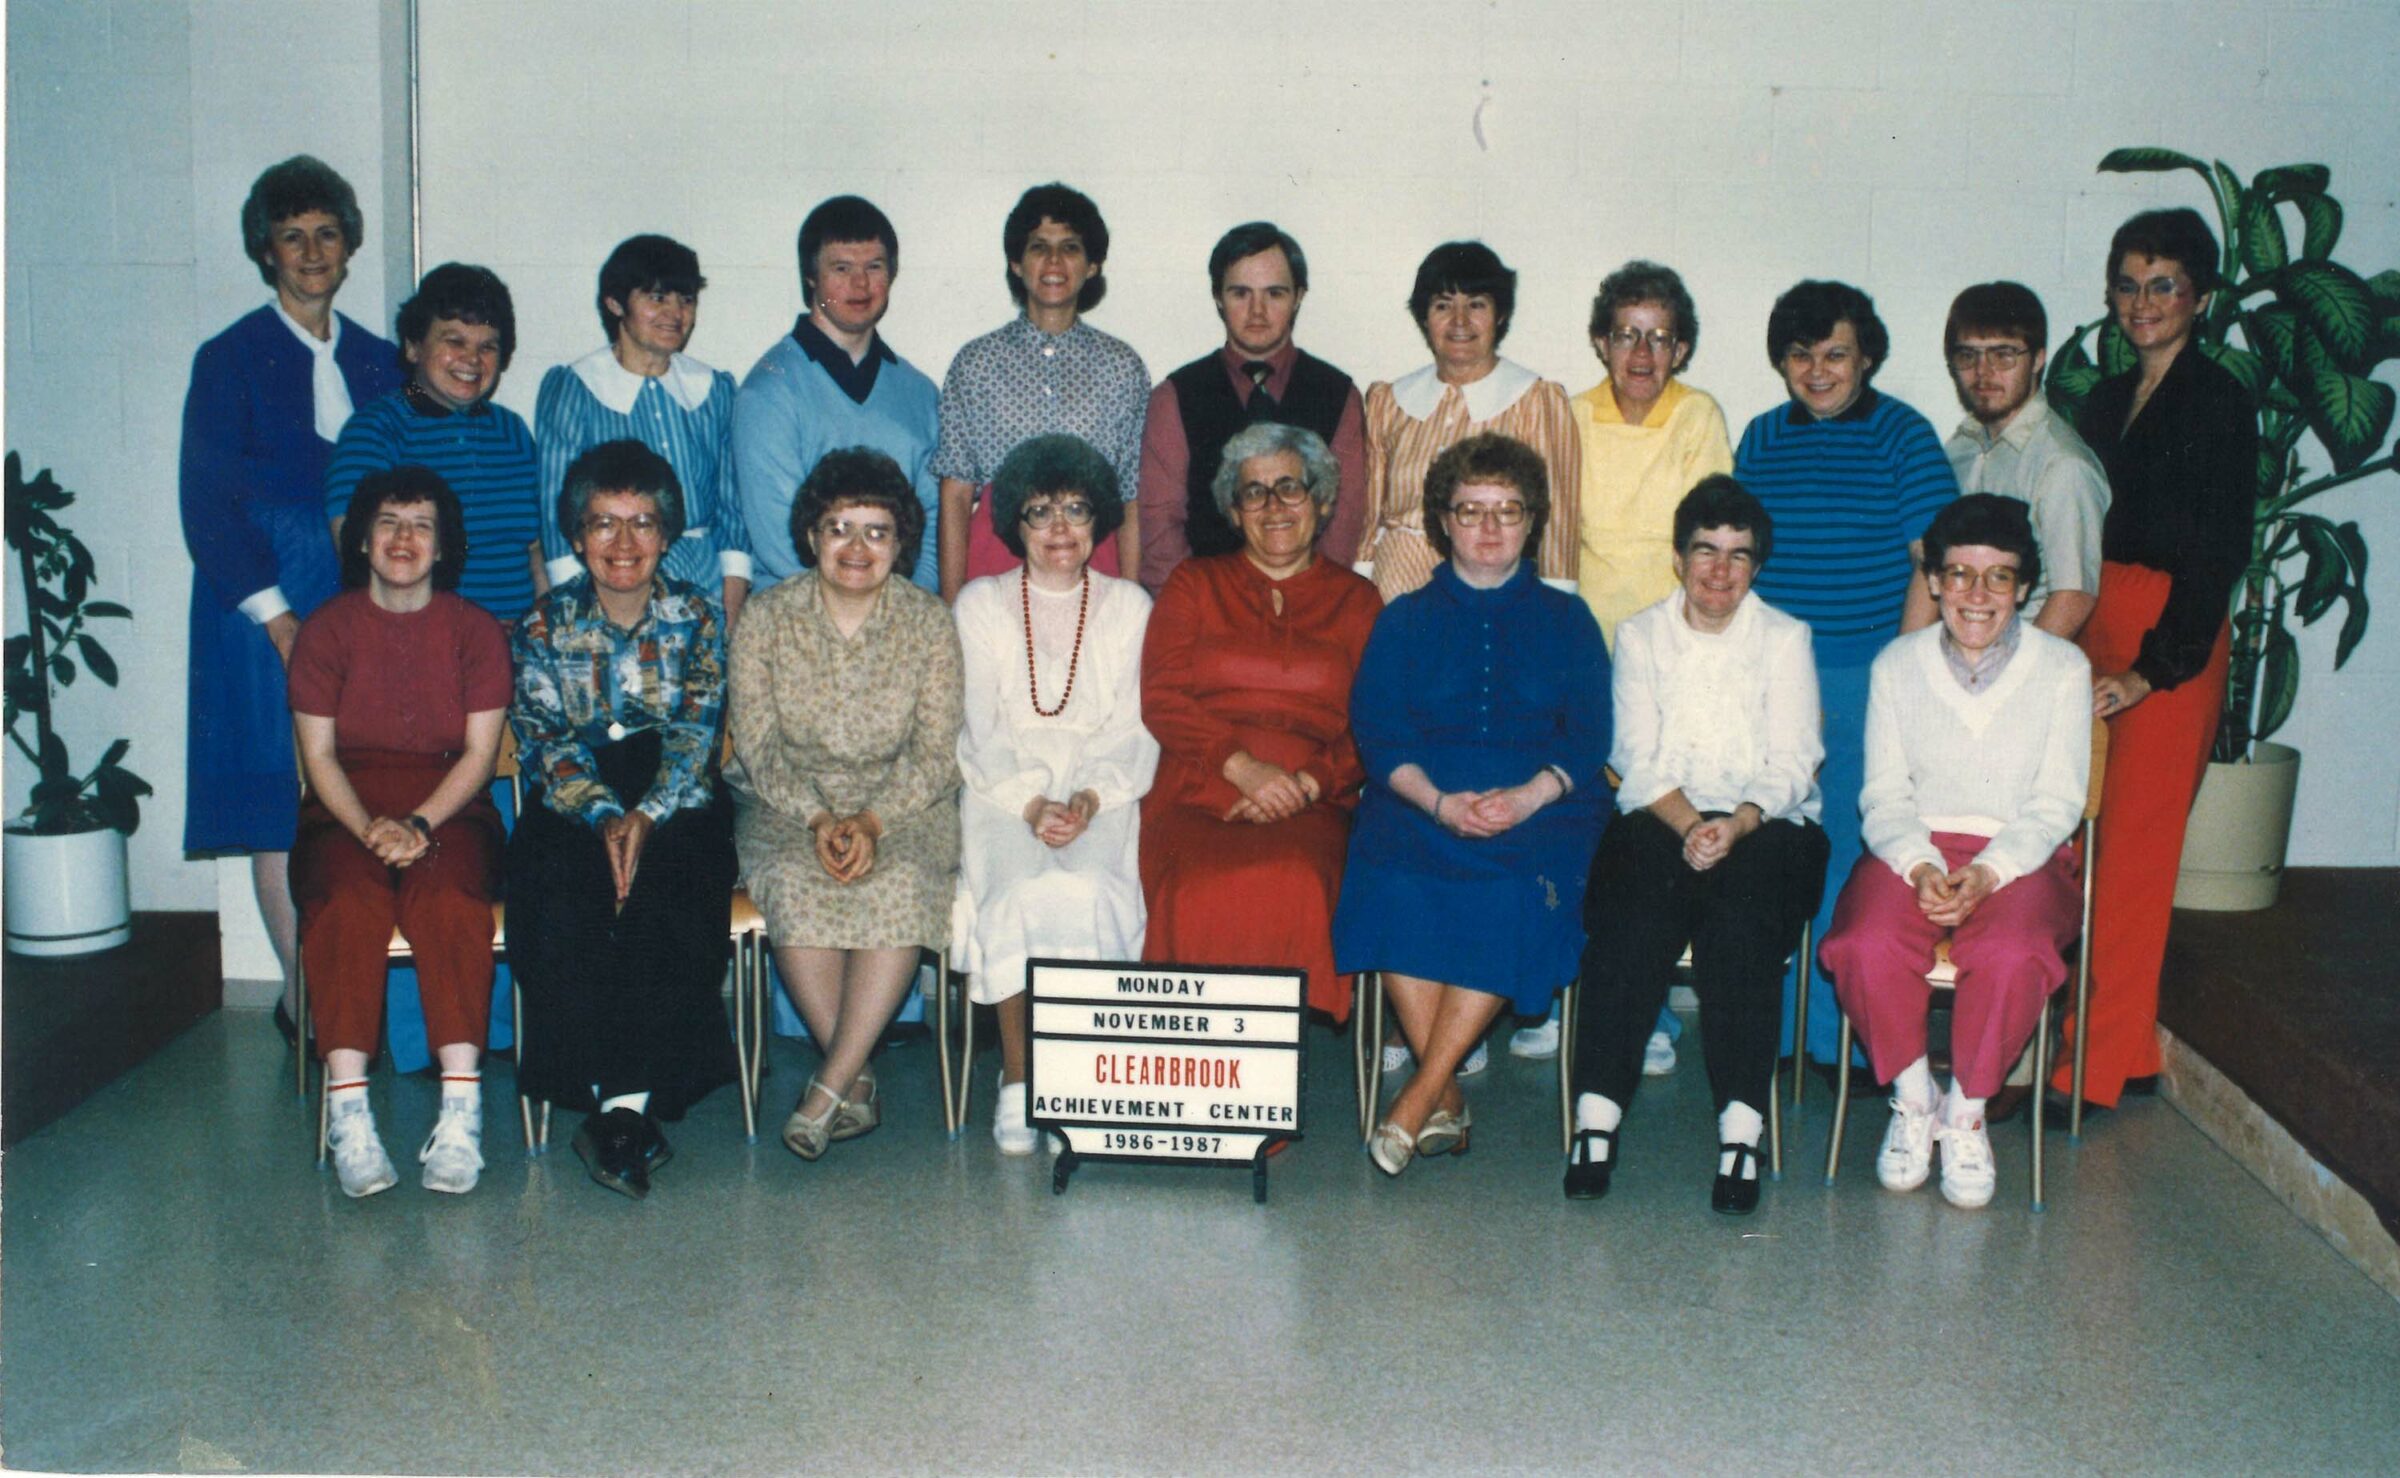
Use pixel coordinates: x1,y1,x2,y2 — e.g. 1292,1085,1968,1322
1422,433,1549,560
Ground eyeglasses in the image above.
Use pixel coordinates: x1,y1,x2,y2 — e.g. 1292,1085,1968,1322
1948,345,2031,372
1937,563,2022,595
582,513,665,540
2110,275,2191,304
1233,477,1314,510
1606,327,1679,354
816,518,897,547
1020,499,1096,528
1446,500,1527,527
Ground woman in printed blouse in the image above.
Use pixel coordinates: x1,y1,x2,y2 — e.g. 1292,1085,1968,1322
508,439,738,1201
729,448,965,1162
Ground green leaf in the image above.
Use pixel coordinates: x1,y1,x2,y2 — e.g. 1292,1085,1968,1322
2258,446,2291,501
2100,147,2208,175
2290,516,2346,622
2200,341,2267,399
75,634,117,687
82,600,130,620
2370,271,2400,310
2295,194,2343,261
2239,194,2289,274
2245,305,2300,380
2253,163,2332,197
49,655,75,688
2278,260,2378,365
2334,587,2371,668
2099,320,2137,377
2295,328,2397,472
2255,623,2300,744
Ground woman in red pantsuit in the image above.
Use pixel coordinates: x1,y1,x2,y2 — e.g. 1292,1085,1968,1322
1140,422,1382,1020
2064,207,2257,1108
291,466,510,1198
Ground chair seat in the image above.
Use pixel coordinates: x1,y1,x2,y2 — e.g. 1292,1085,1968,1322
383,902,506,957
729,889,764,937
1927,938,1956,987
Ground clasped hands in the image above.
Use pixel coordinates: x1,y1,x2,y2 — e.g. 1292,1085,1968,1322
599,810,654,907
1223,752,1320,825
359,816,431,868
1023,790,1101,848
1909,859,2001,927
1433,772,1565,839
1681,809,1757,872
810,809,883,884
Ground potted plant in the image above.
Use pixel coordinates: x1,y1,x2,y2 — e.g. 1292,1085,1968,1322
5,453,152,955
2045,149,2400,910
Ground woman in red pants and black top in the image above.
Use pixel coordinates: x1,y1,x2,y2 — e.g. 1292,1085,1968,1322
2066,206,2257,1109
290,466,510,1197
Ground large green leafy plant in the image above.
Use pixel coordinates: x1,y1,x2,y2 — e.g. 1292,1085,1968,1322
2044,149,2399,761
5,453,151,833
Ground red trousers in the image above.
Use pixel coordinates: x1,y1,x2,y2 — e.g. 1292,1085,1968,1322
1822,833,2082,1098
2058,562,2228,1105
292,750,501,1059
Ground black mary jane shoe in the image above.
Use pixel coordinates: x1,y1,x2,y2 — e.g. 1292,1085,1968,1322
1563,1127,1618,1201
573,1108,651,1201
639,1113,674,1174
1711,1142,1762,1217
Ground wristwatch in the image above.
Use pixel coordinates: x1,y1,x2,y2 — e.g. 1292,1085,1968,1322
405,814,435,839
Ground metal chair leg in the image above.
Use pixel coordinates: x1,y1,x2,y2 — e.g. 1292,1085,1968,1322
2032,996,2050,1211
744,933,767,1142
1359,973,1385,1145
515,984,539,1157
1791,919,1812,1110
314,1056,330,1165
292,960,311,1103
1351,975,1370,1141
949,954,973,1133
2071,823,2095,1143
1557,980,1578,1155
1768,1061,1783,1181
1823,1011,1854,1186
935,949,961,1138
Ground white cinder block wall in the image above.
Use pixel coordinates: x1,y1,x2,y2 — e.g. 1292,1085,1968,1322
8,1,2399,966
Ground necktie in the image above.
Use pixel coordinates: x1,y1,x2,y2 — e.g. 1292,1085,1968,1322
1243,359,1278,419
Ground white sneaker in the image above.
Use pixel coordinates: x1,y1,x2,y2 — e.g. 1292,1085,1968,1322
1457,1039,1490,1077
1379,1040,1411,1074
327,1102,397,1199
1875,1097,1936,1193
418,1109,484,1195
1508,1009,1561,1059
1936,1119,1997,1209
992,1077,1037,1157
1642,1029,1678,1077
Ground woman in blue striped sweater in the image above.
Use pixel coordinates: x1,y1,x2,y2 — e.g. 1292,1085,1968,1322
1733,280,1958,1074
325,264,544,626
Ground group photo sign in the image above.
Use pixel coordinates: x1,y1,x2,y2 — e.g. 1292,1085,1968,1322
1027,960,1306,1202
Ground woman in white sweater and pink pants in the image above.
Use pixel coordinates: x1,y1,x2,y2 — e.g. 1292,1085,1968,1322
1819,494,2090,1209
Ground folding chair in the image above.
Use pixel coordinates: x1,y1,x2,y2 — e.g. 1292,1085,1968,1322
1823,719,2108,1210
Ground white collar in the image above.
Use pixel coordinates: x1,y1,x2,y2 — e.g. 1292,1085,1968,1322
1664,587,1757,646
1954,393,2052,452
1389,357,1540,421
570,346,717,414
272,301,340,356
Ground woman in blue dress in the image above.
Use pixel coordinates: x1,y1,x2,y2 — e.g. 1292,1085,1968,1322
179,156,403,1037
1334,433,1611,1175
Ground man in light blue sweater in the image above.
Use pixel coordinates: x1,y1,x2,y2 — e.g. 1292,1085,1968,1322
733,196,941,592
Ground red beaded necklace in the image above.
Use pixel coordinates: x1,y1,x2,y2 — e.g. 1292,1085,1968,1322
1024,567,1090,718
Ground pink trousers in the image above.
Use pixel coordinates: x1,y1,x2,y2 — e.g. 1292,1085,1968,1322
1819,831,2081,1097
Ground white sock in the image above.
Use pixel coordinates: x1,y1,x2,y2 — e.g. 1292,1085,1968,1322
1942,1085,1985,1130
1717,1101,1764,1179
600,1091,650,1115
328,1078,369,1115
1572,1093,1622,1162
439,1072,482,1123
1893,1057,1936,1113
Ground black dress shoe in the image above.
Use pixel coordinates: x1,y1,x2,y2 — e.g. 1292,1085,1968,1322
1563,1127,1617,1201
639,1113,673,1173
1985,1084,2034,1124
1712,1142,1762,1216
572,1108,650,1200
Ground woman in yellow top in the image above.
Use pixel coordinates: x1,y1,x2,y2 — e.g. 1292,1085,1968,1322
1572,261,1734,645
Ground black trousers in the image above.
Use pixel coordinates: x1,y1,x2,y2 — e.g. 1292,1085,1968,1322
508,732,738,1120
1570,809,1827,1116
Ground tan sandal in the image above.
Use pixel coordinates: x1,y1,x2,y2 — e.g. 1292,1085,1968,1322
828,1066,880,1143
1416,1104,1472,1158
1369,1120,1416,1177
781,1078,841,1161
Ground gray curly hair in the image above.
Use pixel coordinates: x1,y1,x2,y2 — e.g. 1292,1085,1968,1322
1209,422,1342,525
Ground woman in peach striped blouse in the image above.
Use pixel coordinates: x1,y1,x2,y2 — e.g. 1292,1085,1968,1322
1361,241,1581,602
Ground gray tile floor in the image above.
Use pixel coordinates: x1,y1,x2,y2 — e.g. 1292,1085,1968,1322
4,1010,2397,1475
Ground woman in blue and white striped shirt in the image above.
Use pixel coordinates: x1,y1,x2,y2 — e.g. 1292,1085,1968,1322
534,235,752,625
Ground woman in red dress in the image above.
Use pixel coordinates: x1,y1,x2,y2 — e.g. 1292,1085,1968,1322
1139,422,1382,1020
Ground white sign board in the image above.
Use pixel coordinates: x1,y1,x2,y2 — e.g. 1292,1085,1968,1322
1027,959,1307,1201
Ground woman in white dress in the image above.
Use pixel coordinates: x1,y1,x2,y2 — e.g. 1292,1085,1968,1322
953,433,1160,1154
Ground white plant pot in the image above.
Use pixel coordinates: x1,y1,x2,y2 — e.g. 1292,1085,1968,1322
4,824,132,957
2173,743,2302,913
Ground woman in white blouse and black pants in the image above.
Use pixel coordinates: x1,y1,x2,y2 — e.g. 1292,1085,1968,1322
1567,477,1828,1214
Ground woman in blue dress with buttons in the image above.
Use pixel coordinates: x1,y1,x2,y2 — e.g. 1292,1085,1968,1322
179,156,403,1039
1334,433,1612,1175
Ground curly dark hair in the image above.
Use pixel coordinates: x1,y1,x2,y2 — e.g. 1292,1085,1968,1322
789,447,925,577
395,263,517,372
560,439,686,552
1921,493,2042,598
338,466,467,592
241,156,364,287
596,234,705,342
2107,207,2222,298
1673,475,1774,570
1765,279,1888,383
1588,259,1699,366
1407,240,1517,347
1422,432,1550,560
990,435,1123,559
1003,183,1109,311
